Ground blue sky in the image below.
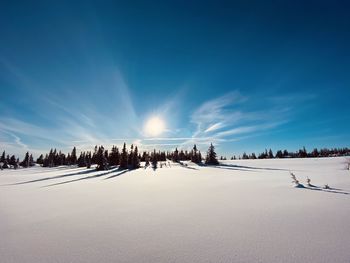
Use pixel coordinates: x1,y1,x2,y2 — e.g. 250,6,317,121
0,1,349,157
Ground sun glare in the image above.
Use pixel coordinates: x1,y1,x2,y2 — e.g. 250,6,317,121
144,116,166,137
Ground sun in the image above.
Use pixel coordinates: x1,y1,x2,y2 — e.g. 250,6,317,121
144,116,166,137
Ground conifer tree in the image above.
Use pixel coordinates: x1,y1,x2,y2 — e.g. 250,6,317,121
152,149,158,169
104,149,109,164
132,146,140,169
78,152,86,167
205,143,219,165
312,148,319,157
66,153,71,166
172,148,179,162
128,144,134,167
71,147,77,165
0,151,8,168
92,145,98,164
119,143,128,169
145,154,150,167
299,146,307,158
21,152,30,168
275,150,283,158
9,155,17,168
96,146,108,170
0,151,5,163
109,146,120,166
180,149,185,161
191,144,199,163
268,149,274,159
86,152,92,168
29,154,34,166
36,154,44,165
43,154,49,167
3,158,9,169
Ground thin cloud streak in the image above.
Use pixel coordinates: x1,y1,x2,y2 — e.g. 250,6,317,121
204,122,224,133
183,91,294,151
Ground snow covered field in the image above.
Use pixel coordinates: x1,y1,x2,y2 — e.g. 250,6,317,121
1,157,350,263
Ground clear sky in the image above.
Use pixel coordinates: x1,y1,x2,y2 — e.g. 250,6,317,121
0,1,349,158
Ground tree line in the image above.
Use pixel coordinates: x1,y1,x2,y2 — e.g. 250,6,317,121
0,151,34,169
1,144,348,170
228,147,350,160
0,142,218,170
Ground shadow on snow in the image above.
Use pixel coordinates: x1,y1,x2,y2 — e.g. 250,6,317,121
296,184,349,195
42,168,130,187
3,168,99,186
217,163,289,171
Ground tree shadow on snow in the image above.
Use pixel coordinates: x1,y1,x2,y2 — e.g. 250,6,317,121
42,167,129,187
178,163,198,170
217,163,289,171
14,166,82,175
300,184,349,195
103,169,129,180
209,166,258,172
3,168,99,186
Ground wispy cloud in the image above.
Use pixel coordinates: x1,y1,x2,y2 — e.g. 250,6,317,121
216,121,287,138
191,91,246,128
0,60,145,156
180,90,298,151
216,125,258,137
204,122,224,133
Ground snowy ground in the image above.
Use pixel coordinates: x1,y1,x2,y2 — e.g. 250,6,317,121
1,157,350,263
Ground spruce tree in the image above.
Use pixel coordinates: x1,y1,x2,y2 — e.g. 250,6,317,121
128,144,134,168
191,144,199,163
205,143,219,165
1,151,8,168
145,153,150,167
119,143,128,169
268,149,274,159
37,154,44,165
0,151,5,163
86,152,92,168
71,147,77,165
96,146,108,170
9,155,17,167
78,152,87,167
29,154,34,166
312,148,319,157
152,149,158,169
275,150,283,158
66,153,71,166
43,154,49,167
132,146,140,169
21,152,30,168
3,159,9,168
172,148,179,162
109,146,120,166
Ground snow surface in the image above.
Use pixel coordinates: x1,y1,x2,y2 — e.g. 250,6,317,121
1,157,350,263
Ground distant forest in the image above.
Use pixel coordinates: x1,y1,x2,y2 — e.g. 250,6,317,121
0,143,218,170
226,147,350,160
0,144,349,170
